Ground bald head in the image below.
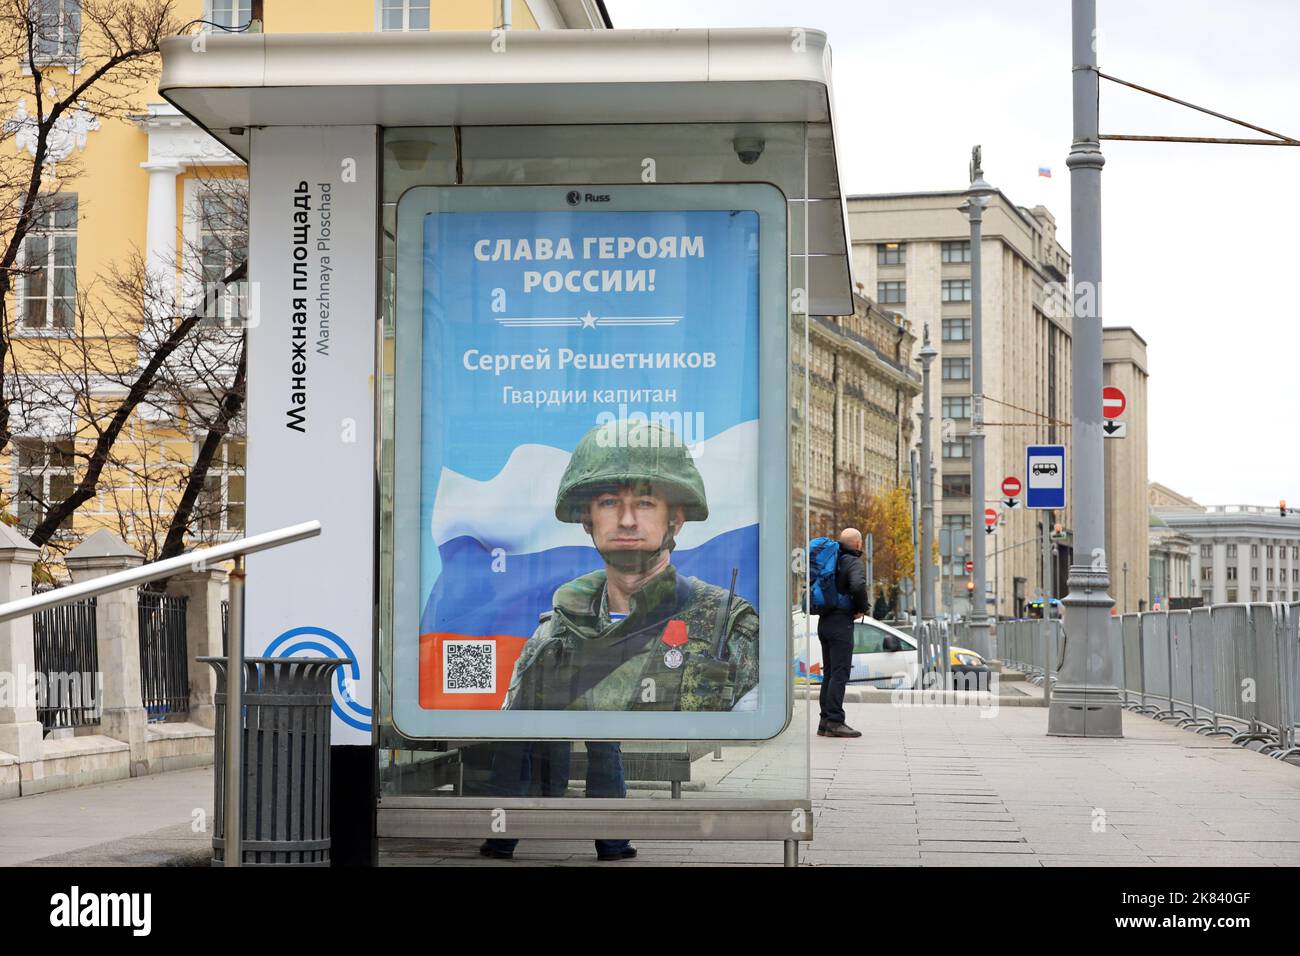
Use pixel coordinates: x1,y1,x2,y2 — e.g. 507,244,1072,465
839,528,863,550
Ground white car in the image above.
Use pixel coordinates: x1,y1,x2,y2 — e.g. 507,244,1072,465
792,612,988,689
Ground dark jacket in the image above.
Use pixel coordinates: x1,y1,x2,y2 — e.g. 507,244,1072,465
818,547,869,641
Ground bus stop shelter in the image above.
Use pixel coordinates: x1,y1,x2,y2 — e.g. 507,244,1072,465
160,25,856,865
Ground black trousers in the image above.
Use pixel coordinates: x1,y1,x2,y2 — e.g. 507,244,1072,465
817,616,854,724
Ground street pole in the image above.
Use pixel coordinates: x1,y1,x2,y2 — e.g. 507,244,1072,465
918,327,938,623
224,555,245,867
1050,0,1123,736
910,449,921,622
963,148,994,661
1041,515,1053,708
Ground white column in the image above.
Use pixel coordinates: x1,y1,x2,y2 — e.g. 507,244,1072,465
141,161,184,319
65,531,151,776
0,524,43,766
1213,542,1225,604
167,567,228,730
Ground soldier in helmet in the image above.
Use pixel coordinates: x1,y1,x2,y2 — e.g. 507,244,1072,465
502,418,761,712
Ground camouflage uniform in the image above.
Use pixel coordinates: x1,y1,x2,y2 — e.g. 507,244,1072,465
502,419,760,712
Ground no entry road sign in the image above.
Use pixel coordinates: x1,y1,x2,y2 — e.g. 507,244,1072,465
985,507,998,526
965,560,974,573
1103,385,1126,420
1026,444,1066,509
1002,476,1021,498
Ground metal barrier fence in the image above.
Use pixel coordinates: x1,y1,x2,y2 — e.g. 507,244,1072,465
999,618,1064,691
138,589,190,721
911,619,951,685
31,596,100,734
1001,602,1299,759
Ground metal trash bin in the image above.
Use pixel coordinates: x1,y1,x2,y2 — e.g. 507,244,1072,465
201,656,351,866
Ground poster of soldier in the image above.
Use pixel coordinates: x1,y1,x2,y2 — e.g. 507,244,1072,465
413,191,767,722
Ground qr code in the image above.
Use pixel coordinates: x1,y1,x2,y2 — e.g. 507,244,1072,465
444,640,496,693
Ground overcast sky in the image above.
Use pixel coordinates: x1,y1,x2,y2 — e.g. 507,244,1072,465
606,0,1299,508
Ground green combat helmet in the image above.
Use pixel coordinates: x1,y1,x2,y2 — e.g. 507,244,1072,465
554,419,708,523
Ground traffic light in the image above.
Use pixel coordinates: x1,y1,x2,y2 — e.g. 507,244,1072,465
1282,500,1288,518
965,578,975,593
1051,523,1066,539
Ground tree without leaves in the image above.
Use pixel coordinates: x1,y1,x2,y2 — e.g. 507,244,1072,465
0,0,182,455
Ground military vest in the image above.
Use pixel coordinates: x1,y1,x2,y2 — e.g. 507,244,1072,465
503,566,759,712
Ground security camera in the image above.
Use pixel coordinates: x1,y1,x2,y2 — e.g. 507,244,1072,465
733,137,765,166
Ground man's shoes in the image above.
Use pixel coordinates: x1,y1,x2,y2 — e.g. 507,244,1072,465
596,845,638,861
817,718,829,736
479,843,514,860
823,722,862,738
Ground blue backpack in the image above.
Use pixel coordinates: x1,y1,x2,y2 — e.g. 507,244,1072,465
807,537,854,615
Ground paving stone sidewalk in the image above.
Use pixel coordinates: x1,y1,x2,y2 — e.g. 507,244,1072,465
382,699,1300,867
4,698,1298,867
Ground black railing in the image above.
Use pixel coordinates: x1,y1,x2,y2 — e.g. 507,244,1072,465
32,596,101,735
221,599,229,656
138,590,190,721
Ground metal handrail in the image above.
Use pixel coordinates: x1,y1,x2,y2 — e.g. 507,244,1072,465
0,521,321,624
0,519,321,869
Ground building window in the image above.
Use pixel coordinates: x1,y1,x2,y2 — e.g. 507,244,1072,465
877,242,905,266
1251,567,1258,581
943,438,971,459
18,194,77,331
942,396,971,420
1251,544,1258,558
1251,588,1259,601
941,240,971,264
1292,546,1298,560
1225,589,1236,603
942,474,971,498
380,0,430,31
1267,545,1274,559
1199,544,1212,559
942,318,971,342
197,186,248,327
30,0,80,62
14,437,75,533
941,278,971,302
205,0,251,30
942,357,971,381
197,438,246,535
877,281,906,305
1227,544,1237,559
1267,567,1274,582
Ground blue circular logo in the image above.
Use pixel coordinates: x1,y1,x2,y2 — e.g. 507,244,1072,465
264,626,371,732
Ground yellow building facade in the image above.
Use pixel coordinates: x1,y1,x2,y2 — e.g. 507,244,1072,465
2,0,609,563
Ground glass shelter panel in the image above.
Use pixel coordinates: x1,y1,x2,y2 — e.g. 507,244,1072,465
377,123,813,806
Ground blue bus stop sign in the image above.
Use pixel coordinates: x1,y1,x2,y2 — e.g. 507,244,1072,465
1025,444,1066,509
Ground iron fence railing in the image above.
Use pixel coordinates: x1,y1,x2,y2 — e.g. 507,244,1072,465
138,590,190,721
32,595,101,734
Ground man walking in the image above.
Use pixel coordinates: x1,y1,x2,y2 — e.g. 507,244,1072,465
818,528,870,738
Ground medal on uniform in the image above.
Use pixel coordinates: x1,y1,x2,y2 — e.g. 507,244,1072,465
661,620,688,668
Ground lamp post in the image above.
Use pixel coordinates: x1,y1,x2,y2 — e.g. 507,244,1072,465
961,148,995,660
918,326,938,622
1049,0,1124,736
